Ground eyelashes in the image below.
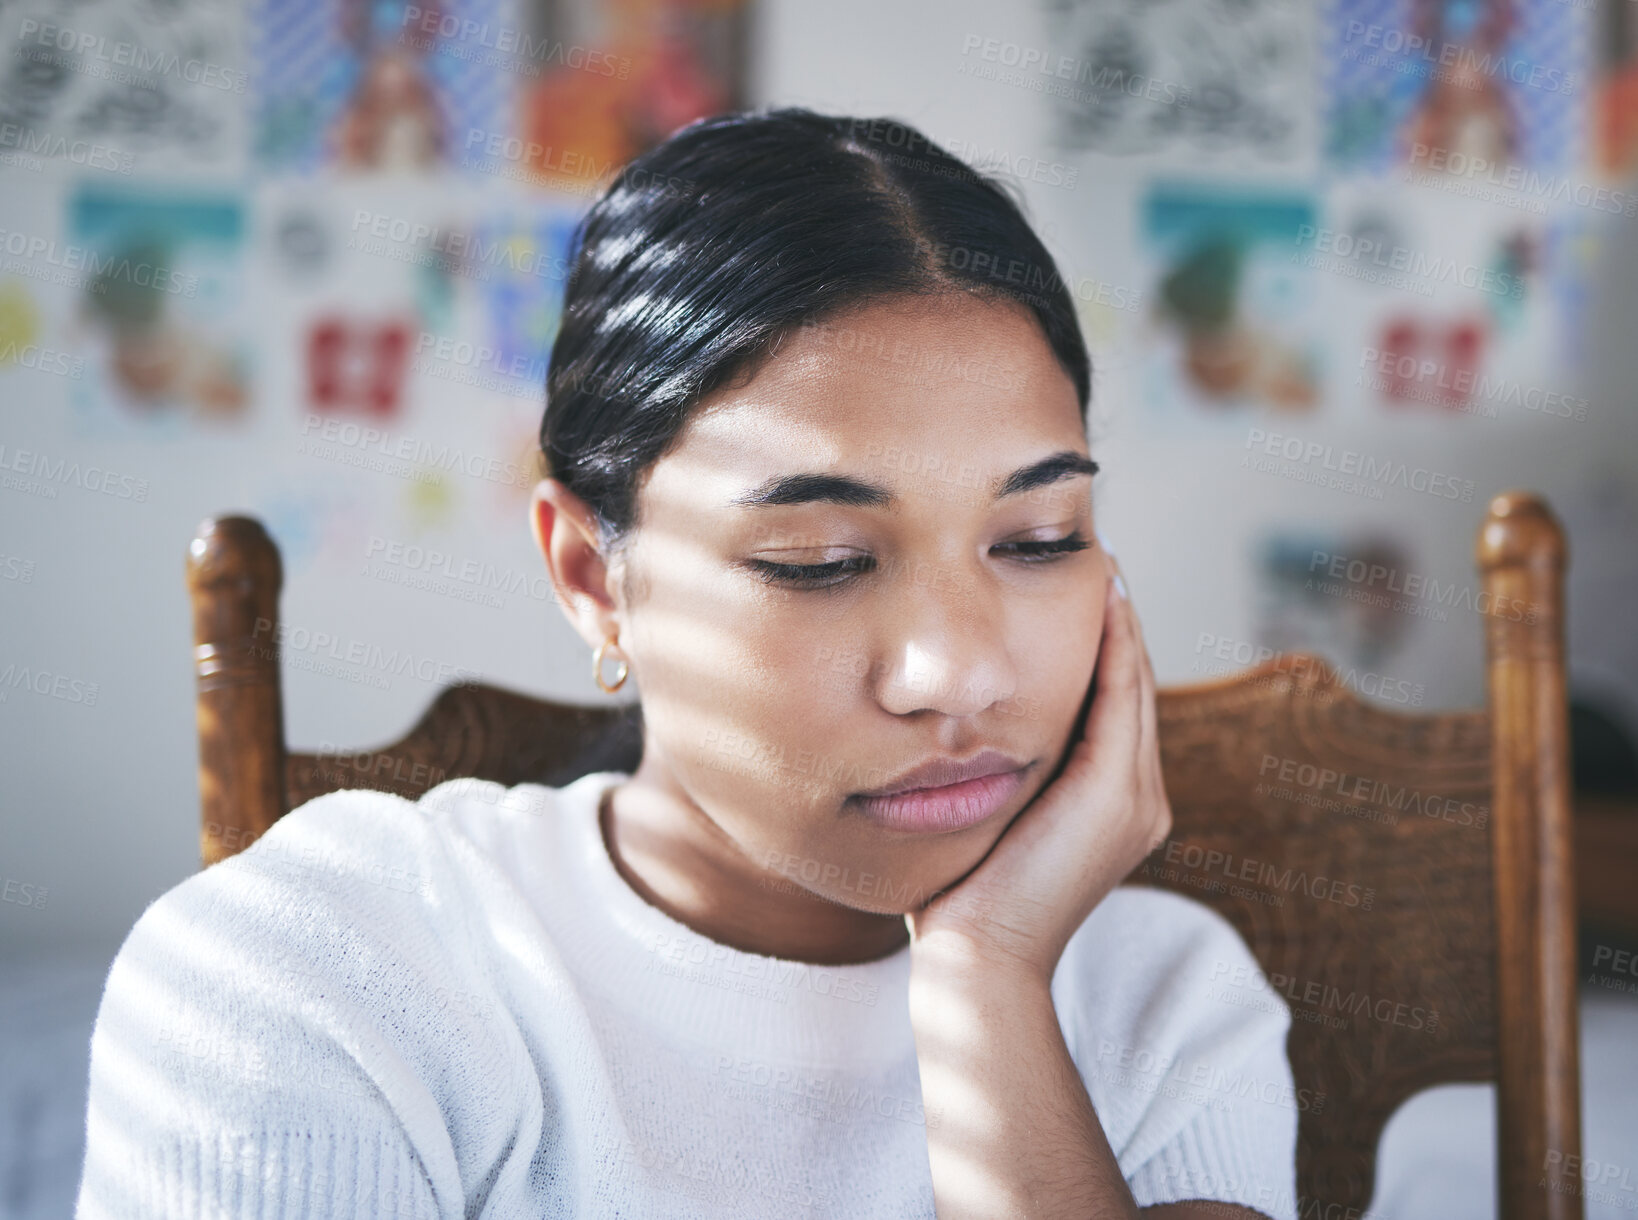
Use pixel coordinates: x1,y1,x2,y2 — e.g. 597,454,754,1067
746,531,1093,590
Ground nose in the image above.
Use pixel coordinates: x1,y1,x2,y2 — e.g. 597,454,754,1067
872,556,1020,719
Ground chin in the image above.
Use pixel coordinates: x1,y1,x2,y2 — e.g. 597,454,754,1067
899,834,1005,917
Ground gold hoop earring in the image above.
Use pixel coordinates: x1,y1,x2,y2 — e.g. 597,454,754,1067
593,635,629,694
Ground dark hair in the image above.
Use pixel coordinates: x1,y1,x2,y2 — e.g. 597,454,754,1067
541,106,1091,555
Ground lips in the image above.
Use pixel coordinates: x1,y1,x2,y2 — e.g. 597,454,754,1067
856,748,1027,798
851,749,1033,835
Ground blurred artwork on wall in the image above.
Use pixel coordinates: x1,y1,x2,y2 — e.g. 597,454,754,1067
1360,310,1492,415
1255,529,1426,707
1556,468,1638,738
255,472,373,580
1325,0,1590,177
1541,207,1598,375
0,280,85,384
473,209,579,395
514,0,751,193
0,0,244,166
254,0,513,172
1596,0,1638,177
401,467,459,533
487,408,547,525
282,199,477,423
1304,174,1572,425
65,185,249,432
1041,0,1312,163
1141,184,1321,415
305,315,416,416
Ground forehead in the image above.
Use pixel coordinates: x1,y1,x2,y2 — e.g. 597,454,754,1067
663,294,1085,487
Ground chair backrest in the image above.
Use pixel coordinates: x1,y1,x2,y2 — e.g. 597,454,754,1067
186,492,1582,1220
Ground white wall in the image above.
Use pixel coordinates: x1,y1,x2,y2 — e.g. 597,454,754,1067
3,0,1635,964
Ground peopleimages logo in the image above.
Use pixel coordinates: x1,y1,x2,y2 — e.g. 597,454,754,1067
1406,143,1637,217
349,208,572,282
0,662,99,706
0,443,150,501
298,414,532,488
1208,959,1440,1033
1257,754,1488,830
957,35,1192,107
399,6,630,78
0,123,134,173
1293,224,1525,299
0,340,84,378
1341,20,1578,96
1244,429,1474,502
15,18,249,92
648,932,881,1007
1192,634,1427,707
1357,347,1590,421
0,228,197,297
1308,549,1539,624
1157,838,1376,910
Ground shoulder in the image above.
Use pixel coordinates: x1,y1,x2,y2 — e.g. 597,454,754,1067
1080,880,1265,961
84,787,520,1172
78,783,576,1214
1053,885,1301,1211
1055,883,1282,1037
199,776,556,912
102,780,556,1033
114,786,453,985
1054,881,1292,1072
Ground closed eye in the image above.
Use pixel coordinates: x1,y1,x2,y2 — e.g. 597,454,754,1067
744,531,1092,589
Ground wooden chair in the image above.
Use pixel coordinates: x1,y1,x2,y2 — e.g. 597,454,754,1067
187,491,1582,1219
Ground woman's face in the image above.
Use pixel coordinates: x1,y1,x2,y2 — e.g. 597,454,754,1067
570,292,1107,915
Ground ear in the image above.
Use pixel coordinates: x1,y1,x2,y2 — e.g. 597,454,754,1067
530,478,623,651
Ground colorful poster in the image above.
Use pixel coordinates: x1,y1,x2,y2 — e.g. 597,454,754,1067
66,185,249,431
476,209,580,386
1042,0,1313,162
1255,529,1421,693
1141,184,1321,415
0,0,244,166
254,0,513,171
1325,0,1590,176
305,315,417,416
511,0,751,191
1595,0,1638,177
1303,182,1557,420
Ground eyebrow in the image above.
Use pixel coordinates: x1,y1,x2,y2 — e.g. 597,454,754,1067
727,450,1099,509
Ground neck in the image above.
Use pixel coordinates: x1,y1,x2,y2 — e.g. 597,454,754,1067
599,758,911,966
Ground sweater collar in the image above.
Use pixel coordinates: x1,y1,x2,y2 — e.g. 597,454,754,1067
548,770,917,1070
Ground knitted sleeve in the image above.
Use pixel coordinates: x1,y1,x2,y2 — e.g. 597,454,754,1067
74,790,506,1220
1053,885,1302,1220
1120,1025,1302,1217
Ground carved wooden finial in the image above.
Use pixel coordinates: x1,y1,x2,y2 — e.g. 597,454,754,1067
1478,491,1567,575
187,515,287,866
1479,490,1581,1218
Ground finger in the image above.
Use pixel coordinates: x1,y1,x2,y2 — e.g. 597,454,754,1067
1107,553,1159,758
1067,573,1119,745
1100,561,1170,851
1133,613,1158,762
1083,558,1144,764
1107,553,1157,692
1122,626,1166,844
1104,554,1150,741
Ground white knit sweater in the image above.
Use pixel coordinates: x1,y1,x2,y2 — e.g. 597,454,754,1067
76,771,1301,1218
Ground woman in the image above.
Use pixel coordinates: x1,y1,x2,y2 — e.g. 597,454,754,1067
78,109,1299,1219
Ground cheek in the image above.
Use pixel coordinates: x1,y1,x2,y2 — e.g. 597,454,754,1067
1034,574,1107,741
628,586,846,797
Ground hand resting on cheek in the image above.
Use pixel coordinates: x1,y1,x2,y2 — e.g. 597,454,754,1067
904,547,1174,984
